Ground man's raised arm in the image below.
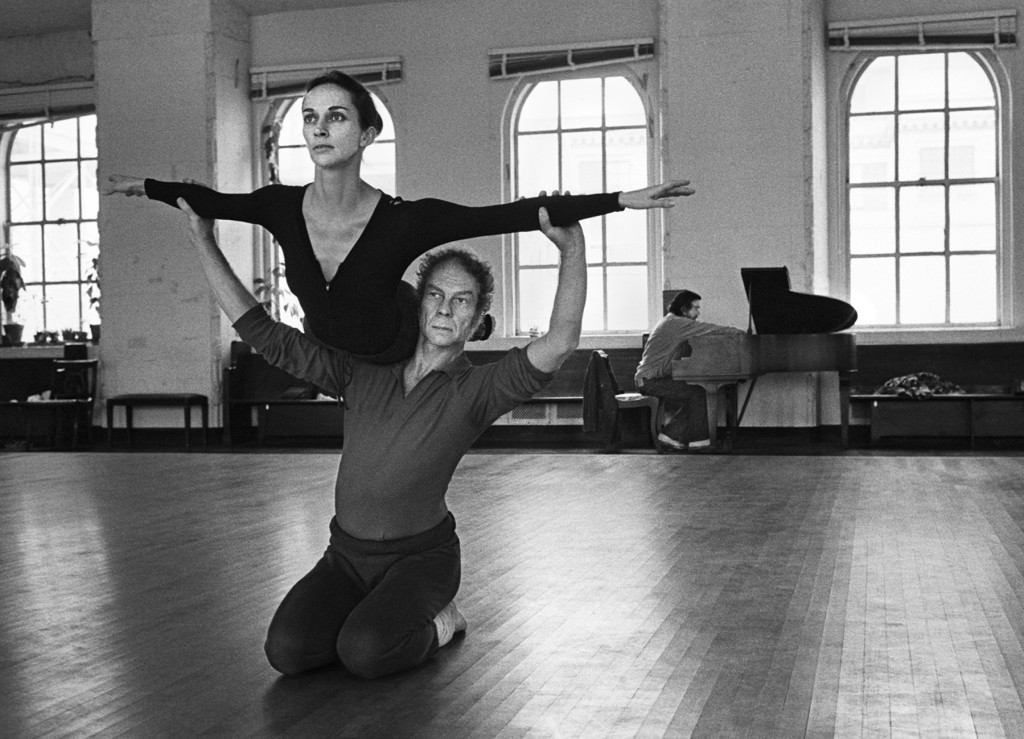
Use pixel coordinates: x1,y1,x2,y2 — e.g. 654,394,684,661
526,208,587,374
177,198,260,322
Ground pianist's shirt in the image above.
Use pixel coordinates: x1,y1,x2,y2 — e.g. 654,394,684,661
635,314,744,383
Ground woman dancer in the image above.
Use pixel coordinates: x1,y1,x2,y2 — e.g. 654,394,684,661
104,71,693,362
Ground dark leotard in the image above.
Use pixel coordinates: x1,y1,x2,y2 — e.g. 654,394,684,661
145,180,623,360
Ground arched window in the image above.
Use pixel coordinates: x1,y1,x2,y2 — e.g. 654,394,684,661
3,114,98,336
512,75,649,334
846,52,1000,326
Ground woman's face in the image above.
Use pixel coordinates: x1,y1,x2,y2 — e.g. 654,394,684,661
301,84,373,169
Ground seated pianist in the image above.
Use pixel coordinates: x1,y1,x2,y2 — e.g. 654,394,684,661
634,289,744,450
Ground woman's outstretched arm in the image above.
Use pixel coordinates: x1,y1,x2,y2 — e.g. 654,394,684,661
101,175,274,226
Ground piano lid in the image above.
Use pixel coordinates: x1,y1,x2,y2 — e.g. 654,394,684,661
741,267,857,335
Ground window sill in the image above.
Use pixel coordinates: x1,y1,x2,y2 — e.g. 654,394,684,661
853,326,1024,345
0,344,98,359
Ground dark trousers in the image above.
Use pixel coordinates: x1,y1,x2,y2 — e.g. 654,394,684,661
264,513,461,679
640,376,710,442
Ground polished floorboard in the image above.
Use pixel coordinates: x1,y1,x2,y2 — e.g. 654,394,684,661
1,451,1023,737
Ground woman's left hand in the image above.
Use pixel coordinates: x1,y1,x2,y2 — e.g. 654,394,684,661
619,180,694,209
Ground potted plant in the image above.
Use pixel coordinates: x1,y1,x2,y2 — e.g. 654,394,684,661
254,263,303,327
0,245,26,346
85,254,101,343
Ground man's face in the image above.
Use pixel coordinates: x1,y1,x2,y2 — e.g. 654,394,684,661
683,300,701,320
419,260,481,348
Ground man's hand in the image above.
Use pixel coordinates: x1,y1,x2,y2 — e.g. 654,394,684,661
537,206,583,254
619,180,695,209
177,198,216,249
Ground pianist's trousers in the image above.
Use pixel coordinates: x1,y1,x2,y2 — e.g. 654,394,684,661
640,377,710,442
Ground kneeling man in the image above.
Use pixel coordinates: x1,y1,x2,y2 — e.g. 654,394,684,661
179,199,587,678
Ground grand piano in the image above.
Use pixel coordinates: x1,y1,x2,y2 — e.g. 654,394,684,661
670,267,858,448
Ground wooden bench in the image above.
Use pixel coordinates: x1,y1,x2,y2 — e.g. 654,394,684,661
107,393,209,449
850,393,1024,446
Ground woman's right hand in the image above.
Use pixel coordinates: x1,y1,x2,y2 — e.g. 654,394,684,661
100,174,146,197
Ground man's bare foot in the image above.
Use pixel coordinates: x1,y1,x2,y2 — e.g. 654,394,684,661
434,600,467,647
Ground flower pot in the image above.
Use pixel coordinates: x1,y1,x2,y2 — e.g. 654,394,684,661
3,323,24,346
90,324,101,344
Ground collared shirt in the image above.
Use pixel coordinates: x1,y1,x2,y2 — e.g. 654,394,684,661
234,306,553,540
635,314,745,384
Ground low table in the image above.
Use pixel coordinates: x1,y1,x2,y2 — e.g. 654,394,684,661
107,393,209,449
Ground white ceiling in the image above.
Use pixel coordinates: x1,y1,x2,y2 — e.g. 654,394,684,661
0,0,408,39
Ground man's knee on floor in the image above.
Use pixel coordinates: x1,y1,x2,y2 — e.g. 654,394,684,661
264,630,321,676
337,624,407,679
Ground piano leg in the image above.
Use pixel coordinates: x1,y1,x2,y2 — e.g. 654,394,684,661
839,371,852,448
697,381,741,450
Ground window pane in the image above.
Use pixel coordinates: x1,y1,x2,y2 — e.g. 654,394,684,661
363,141,395,194
11,125,41,162
279,101,306,146
849,187,895,254
9,226,43,283
45,161,80,220
44,119,79,160
582,265,605,332
581,216,603,265
606,265,647,331
21,285,44,329
604,77,645,127
605,128,647,192
606,209,647,263
950,254,996,323
10,163,43,222
519,267,557,334
948,52,994,108
561,131,602,194
898,112,944,181
560,78,602,129
949,110,995,179
517,133,559,197
45,284,82,332
899,185,944,254
79,115,97,158
518,230,558,267
850,257,896,324
519,81,558,132
277,147,312,186
899,255,945,324
950,183,995,252
851,56,895,114
898,53,945,111
44,224,80,282
848,114,894,183
80,228,100,280
80,161,98,219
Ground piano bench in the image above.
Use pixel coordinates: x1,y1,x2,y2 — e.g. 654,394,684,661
851,393,1024,447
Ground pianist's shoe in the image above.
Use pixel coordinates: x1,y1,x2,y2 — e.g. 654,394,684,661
657,432,688,451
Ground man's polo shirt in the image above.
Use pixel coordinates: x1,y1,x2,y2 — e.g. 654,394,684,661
234,306,553,540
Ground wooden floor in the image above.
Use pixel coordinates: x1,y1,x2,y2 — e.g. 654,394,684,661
2,452,1024,738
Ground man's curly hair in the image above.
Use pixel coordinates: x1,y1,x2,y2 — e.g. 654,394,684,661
416,248,495,316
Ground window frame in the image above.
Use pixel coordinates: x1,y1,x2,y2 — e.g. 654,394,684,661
832,48,1011,340
2,113,99,337
501,63,660,336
